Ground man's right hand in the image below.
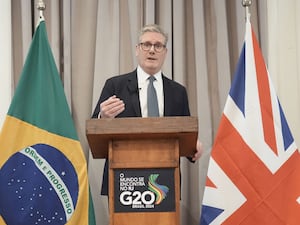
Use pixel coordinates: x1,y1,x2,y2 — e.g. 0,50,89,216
99,95,125,118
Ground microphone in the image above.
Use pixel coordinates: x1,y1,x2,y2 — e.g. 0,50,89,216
135,87,141,93
134,87,141,94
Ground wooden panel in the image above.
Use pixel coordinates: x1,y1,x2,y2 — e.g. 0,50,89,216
110,139,178,168
113,212,177,225
86,116,198,158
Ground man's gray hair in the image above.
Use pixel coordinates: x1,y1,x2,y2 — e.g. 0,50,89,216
138,24,168,45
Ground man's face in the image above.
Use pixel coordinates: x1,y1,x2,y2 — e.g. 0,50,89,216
136,32,167,75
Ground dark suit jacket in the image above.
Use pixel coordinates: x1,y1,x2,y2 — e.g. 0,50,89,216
92,69,191,195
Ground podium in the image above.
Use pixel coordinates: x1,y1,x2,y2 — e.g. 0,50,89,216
86,116,198,225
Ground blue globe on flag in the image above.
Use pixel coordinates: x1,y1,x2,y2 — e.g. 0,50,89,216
0,143,79,225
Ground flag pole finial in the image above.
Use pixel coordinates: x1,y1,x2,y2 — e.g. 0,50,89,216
242,0,252,22
37,0,46,19
242,0,252,7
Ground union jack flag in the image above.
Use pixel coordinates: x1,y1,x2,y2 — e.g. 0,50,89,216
200,19,300,225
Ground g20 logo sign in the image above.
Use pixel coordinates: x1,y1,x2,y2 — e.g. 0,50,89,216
114,170,174,212
120,190,156,205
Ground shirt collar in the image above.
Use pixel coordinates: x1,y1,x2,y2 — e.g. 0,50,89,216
137,65,162,83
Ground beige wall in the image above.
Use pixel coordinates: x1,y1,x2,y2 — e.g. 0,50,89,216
267,0,300,146
0,0,12,129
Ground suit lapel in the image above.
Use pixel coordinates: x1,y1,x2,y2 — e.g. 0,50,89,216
162,75,173,116
126,71,142,117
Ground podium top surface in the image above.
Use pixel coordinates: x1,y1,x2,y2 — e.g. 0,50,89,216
86,116,198,158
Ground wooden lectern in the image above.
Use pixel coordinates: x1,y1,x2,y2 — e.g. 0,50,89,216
86,116,198,225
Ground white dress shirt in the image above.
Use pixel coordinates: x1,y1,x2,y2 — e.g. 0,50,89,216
137,65,164,117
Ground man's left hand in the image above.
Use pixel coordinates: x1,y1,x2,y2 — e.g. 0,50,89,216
192,139,203,161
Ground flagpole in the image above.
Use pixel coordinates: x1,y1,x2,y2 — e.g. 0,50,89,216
37,0,46,20
242,0,252,22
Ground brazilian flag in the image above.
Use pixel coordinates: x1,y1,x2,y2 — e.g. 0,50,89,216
0,19,96,225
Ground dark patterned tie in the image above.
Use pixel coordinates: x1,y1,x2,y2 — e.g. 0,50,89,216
147,76,159,117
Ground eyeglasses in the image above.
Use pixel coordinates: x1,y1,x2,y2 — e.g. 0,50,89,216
139,42,166,53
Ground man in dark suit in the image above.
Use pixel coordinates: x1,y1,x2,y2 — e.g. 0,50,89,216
92,24,203,195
